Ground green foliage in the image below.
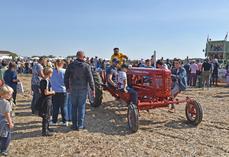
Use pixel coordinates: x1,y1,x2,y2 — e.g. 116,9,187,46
8,52,18,60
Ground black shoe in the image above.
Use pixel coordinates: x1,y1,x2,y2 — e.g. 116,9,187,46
32,111,38,115
48,128,54,132
42,132,53,136
71,126,78,131
77,127,86,131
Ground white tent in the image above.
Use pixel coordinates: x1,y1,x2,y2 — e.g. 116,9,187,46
0,56,12,60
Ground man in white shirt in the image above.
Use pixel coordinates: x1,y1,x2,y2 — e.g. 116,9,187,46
117,64,138,105
189,60,198,86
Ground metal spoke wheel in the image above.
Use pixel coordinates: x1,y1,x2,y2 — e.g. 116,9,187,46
185,100,203,126
127,103,139,133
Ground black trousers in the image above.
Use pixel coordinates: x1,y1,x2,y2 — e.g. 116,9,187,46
40,97,52,135
52,93,66,123
42,116,50,134
12,91,17,105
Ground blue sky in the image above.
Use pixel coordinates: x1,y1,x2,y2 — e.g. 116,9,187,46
1,0,229,59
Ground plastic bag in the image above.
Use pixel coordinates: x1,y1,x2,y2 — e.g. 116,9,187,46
17,82,24,94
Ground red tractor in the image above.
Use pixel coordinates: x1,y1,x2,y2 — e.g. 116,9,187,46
89,67,203,133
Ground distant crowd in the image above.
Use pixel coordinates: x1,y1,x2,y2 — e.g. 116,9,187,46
8,51,227,89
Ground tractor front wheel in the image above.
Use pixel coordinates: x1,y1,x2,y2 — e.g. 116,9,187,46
185,100,203,126
127,103,139,133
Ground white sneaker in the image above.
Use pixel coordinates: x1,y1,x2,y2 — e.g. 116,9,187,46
59,122,67,126
65,122,69,126
66,121,72,127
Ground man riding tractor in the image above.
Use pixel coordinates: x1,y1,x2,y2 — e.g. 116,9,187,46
170,58,187,112
106,58,119,89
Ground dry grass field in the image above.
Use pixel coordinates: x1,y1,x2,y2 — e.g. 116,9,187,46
8,75,229,157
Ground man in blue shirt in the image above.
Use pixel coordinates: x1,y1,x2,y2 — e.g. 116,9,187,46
106,58,119,88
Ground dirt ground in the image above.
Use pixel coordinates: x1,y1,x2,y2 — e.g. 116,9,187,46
8,75,229,157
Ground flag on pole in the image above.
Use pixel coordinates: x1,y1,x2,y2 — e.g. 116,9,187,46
224,32,228,41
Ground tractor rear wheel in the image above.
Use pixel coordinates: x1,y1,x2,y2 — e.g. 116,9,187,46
89,71,103,107
127,103,139,133
185,100,203,126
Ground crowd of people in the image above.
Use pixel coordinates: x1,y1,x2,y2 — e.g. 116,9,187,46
183,58,220,89
0,47,228,155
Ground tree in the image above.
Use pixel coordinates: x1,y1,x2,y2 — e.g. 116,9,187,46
8,52,18,60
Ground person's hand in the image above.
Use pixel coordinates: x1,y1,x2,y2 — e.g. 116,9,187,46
91,90,96,97
113,83,117,88
0,80,4,87
124,88,128,93
52,91,55,95
9,122,14,129
66,88,71,93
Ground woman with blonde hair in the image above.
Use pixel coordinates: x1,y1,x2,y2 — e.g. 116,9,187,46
50,59,67,126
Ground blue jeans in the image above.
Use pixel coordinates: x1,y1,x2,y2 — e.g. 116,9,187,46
0,132,11,152
171,82,180,97
64,93,72,121
71,88,88,129
126,87,138,105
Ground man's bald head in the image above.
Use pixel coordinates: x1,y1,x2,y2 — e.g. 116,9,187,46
76,50,85,60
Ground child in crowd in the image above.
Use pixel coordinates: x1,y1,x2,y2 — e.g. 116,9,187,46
0,84,14,156
36,67,55,136
117,64,138,105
